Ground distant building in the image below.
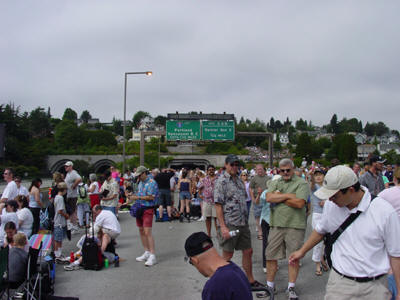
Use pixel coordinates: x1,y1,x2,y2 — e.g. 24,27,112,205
273,133,289,145
378,144,400,155
76,118,100,126
357,144,376,160
353,133,367,144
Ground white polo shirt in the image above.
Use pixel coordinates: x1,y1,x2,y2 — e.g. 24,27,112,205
315,187,400,277
94,210,121,234
1,181,18,201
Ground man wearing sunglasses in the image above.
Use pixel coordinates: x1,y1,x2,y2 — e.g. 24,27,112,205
265,158,310,299
184,231,252,300
289,165,400,300
214,154,264,288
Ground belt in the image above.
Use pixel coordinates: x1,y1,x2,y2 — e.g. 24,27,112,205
333,267,385,283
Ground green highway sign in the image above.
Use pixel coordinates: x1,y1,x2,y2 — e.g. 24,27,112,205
166,120,201,141
202,120,235,141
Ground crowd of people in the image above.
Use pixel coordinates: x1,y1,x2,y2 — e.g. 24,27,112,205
1,153,400,299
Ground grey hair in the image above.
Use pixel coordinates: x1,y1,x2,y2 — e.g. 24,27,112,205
89,173,97,181
279,158,294,168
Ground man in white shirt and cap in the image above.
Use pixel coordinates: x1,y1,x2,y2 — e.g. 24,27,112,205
289,165,400,300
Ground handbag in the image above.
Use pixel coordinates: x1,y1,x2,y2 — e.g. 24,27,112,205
130,201,144,218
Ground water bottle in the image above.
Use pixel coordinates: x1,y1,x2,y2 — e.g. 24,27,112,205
104,258,109,268
114,255,120,267
229,230,239,237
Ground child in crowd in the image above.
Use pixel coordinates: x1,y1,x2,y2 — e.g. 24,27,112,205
54,182,69,262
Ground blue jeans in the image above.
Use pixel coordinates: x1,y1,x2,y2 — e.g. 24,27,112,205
246,201,252,220
389,274,397,300
77,203,91,226
102,206,116,215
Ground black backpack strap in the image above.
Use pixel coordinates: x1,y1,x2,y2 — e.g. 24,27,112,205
330,194,377,244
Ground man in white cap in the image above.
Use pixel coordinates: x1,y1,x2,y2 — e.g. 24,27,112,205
64,161,82,231
289,165,400,300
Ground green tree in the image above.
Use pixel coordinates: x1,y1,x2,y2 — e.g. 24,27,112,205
329,114,339,134
382,149,400,165
29,107,52,138
132,111,151,129
112,117,123,135
364,122,389,137
62,108,78,121
154,115,167,127
80,110,92,123
54,120,85,151
295,118,308,131
296,133,313,159
327,134,357,163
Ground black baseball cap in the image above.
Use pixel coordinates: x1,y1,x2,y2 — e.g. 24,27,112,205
225,154,239,164
369,155,386,164
185,232,213,257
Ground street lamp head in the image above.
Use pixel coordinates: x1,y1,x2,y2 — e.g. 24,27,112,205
146,71,153,76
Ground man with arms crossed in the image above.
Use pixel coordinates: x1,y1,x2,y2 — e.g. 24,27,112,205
265,158,310,299
289,165,400,300
214,154,263,288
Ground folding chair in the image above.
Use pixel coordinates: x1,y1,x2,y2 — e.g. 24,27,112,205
22,245,42,300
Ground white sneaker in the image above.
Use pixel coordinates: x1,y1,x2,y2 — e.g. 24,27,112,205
198,216,205,222
136,251,150,262
145,254,157,266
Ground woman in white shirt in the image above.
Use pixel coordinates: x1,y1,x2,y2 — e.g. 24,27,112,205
16,195,34,238
88,173,100,208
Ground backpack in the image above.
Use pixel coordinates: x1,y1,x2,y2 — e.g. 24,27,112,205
81,212,103,271
78,184,87,199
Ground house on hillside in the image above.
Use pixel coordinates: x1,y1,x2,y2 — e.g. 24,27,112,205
130,122,165,142
378,144,400,155
357,144,376,161
353,133,367,144
274,133,289,145
76,118,100,127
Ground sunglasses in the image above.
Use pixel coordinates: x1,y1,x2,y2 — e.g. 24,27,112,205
184,256,193,265
280,168,291,173
230,162,239,167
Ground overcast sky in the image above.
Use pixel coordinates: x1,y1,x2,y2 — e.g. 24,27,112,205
1,1,399,130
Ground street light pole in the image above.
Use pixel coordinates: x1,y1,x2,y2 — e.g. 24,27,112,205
123,71,152,174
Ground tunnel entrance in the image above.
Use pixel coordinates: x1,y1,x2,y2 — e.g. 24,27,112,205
168,159,210,171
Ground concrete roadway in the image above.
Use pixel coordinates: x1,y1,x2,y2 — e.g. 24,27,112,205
54,212,328,300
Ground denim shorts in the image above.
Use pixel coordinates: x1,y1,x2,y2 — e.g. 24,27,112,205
54,226,67,242
180,191,191,200
102,206,116,215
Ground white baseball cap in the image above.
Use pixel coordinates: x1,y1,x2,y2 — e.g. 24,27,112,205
64,161,73,167
314,165,358,200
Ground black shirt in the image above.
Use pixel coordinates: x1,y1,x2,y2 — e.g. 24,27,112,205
154,172,174,190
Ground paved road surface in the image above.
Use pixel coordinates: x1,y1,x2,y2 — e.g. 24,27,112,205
54,212,328,299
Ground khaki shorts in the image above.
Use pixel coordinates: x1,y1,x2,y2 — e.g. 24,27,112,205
217,224,252,252
202,202,216,218
325,269,390,300
102,228,120,240
265,227,305,260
